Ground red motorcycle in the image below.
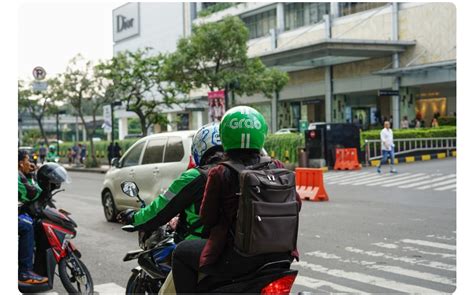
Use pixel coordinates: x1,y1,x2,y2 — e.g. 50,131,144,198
19,163,93,294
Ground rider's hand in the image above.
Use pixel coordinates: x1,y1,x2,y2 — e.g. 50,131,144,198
117,209,136,225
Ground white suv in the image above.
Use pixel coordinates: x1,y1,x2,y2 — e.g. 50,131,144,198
101,130,196,222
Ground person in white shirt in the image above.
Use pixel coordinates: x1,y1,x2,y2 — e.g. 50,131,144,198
377,121,397,173
401,116,409,129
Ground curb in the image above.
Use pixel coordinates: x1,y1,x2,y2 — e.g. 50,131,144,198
369,150,456,167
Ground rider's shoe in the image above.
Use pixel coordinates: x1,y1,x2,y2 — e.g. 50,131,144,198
18,271,48,284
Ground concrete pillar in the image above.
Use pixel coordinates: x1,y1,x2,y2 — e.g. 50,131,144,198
167,113,174,132
330,2,340,18
276,3,285,33
391,2,400,129
324,14,333,123
271,93,278,133
118,117,128,140
197,111,203,128
82,125,87,141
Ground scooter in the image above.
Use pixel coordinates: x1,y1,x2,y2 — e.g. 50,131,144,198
121,181,298,294
18,183,93,294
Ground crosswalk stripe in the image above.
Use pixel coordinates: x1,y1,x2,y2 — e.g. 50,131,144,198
367,264,456,286
94,282,126,294
325,172,371,182
426,235,456,241
382,174,434,187
294,275,371,294
295,261,443,294
366,173,425,186
345,247,455,271
435,183,457,191
399,174,456,188
348,174,398,186
400,239,456,251
402,246,456,259
328,173,383,185
417,178,456,190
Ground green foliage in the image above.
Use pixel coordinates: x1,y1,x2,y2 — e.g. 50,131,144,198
264,133,304,164
198,3,236,18
169,16,289,98
437,116,456,126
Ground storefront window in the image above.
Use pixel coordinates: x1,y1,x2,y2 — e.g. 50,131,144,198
416,97,447,124
242,9,277,39
284,3,329,31
177,113,190,130
339,2,387,17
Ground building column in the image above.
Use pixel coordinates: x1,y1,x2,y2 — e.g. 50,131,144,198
324,14,333,123
276,3,285,33
196,111,203,128
330,2,340,17
271,92,278,133
391,2,400,129
118,117,128,140
82,125,87,141
167,113,174,132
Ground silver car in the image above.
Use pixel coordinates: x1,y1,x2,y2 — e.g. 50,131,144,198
101,130,196,222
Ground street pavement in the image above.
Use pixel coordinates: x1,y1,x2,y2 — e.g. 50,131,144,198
45,158,455,294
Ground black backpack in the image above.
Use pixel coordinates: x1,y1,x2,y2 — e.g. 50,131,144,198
222,158,299,256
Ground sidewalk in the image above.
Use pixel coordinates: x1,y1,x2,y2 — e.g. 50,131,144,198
64,164,110,174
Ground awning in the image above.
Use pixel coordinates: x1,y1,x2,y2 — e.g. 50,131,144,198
373,60,456,76
257,38,416,71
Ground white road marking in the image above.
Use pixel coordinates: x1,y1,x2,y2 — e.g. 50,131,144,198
347,174,395,186
325,172,372,183
417,179,456,190
426,235,456,241
367,264,456,286
382,174,434,187
94,282,126,294
294,275,371,294
324,172,363,180
345,247,456,272
399,174,456,188
435,184,457,191
366,173,424,186
402,246,456,259
401,239,456,251
372,242,399,249
294,261,444,294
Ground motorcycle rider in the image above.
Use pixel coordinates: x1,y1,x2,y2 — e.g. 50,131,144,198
172,106,302,293
18,150,49,284
117,122,224,242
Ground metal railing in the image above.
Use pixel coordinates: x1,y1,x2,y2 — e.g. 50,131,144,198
364,137,456,165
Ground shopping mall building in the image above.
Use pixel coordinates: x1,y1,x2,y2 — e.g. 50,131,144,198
113,2,456,136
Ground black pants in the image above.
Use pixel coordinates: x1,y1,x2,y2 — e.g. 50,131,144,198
172,239,292,294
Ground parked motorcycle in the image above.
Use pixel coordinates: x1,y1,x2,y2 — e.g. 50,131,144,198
120,181,298,294
18,163,94,294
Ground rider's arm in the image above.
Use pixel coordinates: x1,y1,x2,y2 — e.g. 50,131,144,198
132,168,205,231
18,173,42,203
199,165,222,227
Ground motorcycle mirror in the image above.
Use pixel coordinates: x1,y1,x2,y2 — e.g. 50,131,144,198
121,181,139,198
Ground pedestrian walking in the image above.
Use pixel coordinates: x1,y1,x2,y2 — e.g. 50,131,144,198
107,142,114,166
113,142,122,159
377,121,397,174
38,144,47,164
80,144,87,165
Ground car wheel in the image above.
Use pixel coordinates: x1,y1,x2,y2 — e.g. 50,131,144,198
103,190,117,222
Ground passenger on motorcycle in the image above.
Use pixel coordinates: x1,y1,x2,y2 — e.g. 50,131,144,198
172,106,302,293
117,122,225,242
18,150,49,284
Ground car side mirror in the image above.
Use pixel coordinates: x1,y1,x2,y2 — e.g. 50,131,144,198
111,157,119,168
121,181,139,198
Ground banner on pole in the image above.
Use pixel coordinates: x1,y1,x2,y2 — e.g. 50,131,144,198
102,105,112,133
208,90,225,122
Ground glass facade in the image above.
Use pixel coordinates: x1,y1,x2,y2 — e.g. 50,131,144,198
242,9,277,39
284,3,329,31
339,2,388,16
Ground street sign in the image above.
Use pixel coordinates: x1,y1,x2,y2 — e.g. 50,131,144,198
32,66,47,80
378,89,399,96
32,81,48,92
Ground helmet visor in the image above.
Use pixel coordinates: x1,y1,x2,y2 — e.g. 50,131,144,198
45,165,71,184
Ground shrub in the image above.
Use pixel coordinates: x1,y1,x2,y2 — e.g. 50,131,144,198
264,133,304,164
438,116,456,126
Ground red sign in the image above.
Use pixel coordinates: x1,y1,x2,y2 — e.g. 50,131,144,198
208,90,225,122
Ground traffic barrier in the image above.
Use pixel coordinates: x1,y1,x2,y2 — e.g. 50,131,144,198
295,168,329,202
334,148,361,170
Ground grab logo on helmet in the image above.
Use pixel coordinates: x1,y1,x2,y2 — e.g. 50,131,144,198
229,118,262,130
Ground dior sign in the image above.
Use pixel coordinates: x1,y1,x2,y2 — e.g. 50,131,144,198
113,3,140,42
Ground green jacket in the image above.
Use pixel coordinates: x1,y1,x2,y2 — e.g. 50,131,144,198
18,172,42,203
132,167,210,241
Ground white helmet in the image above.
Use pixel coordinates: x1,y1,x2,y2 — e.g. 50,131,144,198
191,122,222,166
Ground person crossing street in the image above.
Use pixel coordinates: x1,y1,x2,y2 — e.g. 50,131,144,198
377,121,397,174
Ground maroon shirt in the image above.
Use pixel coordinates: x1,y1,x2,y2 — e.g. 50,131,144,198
199,158,301,268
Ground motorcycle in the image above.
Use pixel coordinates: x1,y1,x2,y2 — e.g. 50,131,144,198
18,165,93,294
120,181,298,294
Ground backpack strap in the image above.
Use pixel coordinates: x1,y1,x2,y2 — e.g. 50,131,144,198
221,161,246,174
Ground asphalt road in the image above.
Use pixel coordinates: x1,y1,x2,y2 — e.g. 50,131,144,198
47,158,456,294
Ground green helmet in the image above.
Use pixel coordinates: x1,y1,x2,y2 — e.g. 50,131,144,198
219,106,268,151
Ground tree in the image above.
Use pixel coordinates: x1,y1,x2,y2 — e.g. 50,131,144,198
58,54,112,167
97,49,182,136
168,16,289,100
18,79,61,146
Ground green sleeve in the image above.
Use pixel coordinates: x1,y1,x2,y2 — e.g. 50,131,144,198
132,168,201,226
18,175,42,203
